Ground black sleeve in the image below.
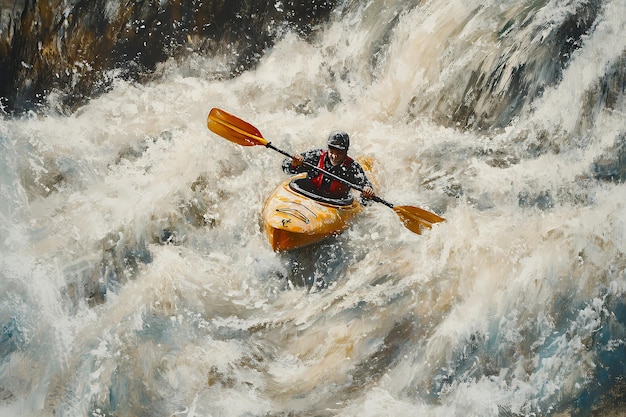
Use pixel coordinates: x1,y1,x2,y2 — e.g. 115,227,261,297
282,149,323,175
282,156,301,174
349,161,373,189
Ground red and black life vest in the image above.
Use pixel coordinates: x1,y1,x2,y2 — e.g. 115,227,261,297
310,150,353,196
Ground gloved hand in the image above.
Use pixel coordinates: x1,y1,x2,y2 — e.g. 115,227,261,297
291,154,304,167
361,186,374,199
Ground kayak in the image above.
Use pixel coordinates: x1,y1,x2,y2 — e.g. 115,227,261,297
262,174,365,251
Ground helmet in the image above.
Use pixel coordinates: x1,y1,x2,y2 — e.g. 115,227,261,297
327,130,350,151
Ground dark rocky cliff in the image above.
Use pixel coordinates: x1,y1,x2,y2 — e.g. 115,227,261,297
0,0,337,114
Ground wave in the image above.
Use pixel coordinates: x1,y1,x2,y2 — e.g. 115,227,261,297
0,0,624,416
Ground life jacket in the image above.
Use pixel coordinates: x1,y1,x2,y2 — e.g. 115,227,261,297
311,150,353,196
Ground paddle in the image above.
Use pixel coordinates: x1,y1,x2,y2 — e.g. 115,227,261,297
207,107,445,234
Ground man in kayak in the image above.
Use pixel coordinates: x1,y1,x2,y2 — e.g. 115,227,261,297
282,130,375,201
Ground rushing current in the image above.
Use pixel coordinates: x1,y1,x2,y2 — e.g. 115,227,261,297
1,0,625,416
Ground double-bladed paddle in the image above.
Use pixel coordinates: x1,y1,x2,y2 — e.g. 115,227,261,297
206,107,445,234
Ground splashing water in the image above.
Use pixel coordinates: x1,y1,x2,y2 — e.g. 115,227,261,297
0,0,624,416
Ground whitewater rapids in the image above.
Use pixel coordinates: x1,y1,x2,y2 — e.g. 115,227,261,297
0,0,624,416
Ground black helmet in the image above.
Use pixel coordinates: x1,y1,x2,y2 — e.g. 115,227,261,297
327,130,350,151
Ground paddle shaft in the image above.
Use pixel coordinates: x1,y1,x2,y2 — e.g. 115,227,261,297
265,142,393,208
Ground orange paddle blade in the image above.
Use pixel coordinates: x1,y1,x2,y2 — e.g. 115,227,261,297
207,108,269,147
393,205,445,234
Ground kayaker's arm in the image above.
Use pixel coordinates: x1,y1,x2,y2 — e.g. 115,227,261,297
282,155,304,173
348,161,375,199
282,149,323,175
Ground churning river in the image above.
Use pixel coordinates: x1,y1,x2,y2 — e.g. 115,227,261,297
1,0,625,416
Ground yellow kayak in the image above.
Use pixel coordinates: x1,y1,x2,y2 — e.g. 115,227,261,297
262,175,365,252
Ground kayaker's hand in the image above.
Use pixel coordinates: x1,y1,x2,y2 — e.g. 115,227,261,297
291,154,304,167
361,186,374,199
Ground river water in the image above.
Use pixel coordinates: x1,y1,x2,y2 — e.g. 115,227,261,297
1,0,625,416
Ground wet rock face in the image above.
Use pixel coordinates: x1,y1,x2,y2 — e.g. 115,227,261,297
0,0,337,114
425,0,606,130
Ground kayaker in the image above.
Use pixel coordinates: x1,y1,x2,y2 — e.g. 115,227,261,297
282,130,375,200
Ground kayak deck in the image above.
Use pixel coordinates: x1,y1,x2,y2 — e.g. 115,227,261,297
262,176,364,252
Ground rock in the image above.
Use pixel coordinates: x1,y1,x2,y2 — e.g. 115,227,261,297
0,0,337,114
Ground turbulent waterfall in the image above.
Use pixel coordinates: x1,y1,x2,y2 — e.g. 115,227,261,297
0,0,624,416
